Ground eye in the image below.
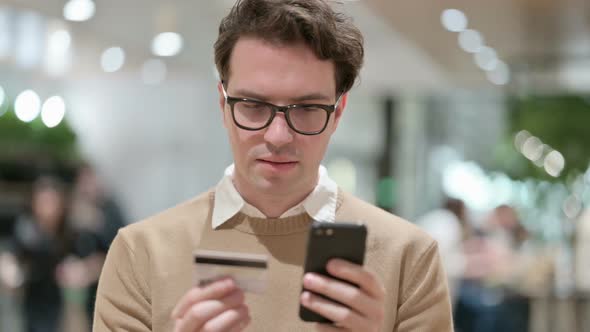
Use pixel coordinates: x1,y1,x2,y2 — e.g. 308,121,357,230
299,106,324,112
241,101,266,110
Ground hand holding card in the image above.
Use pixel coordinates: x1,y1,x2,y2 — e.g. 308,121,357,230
194,249,269,294
171,277,250,332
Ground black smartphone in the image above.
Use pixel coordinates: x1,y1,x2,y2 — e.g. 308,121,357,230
299,221,367,323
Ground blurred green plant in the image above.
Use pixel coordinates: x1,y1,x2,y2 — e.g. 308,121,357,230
493,95,590,181
0,103,79,161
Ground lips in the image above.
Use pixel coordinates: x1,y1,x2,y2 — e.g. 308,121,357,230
256,159,298,172
257,158,297,164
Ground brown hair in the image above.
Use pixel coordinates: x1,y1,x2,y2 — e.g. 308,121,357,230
214,0,364,94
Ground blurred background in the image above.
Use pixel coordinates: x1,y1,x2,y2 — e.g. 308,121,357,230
0,0,589,331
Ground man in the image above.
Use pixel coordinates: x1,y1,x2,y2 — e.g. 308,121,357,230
93,0,453,331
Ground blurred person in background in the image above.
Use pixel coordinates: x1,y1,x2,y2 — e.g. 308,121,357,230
57,162,126,328
453,227,501,332
416,198,468,304
575,208,590,294
0,176,73,332
455,204,549,332
575,208,590,330
482,205,532,332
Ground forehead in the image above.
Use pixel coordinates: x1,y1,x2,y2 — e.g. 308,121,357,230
35,188,63,200
227,37,336,99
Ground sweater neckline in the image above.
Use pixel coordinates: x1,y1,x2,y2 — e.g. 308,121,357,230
208,189,344,236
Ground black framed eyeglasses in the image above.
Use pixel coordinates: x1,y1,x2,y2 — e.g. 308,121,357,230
221,84,341,136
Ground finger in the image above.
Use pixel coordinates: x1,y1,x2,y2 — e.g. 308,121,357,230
300,291,368,331
201,305,250,332
327,259,385,300
314,323,346,332
173,290,245,332
172,277,236,319
302,273,381,319
226,314,251,332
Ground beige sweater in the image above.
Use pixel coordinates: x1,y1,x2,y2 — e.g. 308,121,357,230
94,190,453,331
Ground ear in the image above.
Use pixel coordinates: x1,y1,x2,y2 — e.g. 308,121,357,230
217,81,226,111
217,82,228,128
332,92,348,130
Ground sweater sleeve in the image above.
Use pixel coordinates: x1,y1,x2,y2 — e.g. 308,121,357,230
395,241,454,332
93,231,152,332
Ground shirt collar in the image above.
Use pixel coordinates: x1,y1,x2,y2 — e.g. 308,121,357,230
212,164,338,229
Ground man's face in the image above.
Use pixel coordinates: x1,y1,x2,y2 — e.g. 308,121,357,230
219,37,346,196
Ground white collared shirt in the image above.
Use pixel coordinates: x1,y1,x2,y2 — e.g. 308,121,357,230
212,164,338,229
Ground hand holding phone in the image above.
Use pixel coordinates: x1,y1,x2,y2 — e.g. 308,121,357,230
299,222,386,331
299,221,367,323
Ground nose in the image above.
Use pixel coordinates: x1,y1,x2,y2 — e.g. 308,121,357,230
263,113,294,148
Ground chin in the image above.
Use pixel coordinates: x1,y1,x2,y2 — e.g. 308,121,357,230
253,175,300,194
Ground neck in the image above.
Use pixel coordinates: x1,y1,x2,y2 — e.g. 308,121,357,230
233,173,318,218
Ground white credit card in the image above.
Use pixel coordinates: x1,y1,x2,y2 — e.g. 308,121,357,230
194,249,268,294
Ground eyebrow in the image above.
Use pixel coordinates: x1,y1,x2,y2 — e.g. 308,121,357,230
231,88,333,104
